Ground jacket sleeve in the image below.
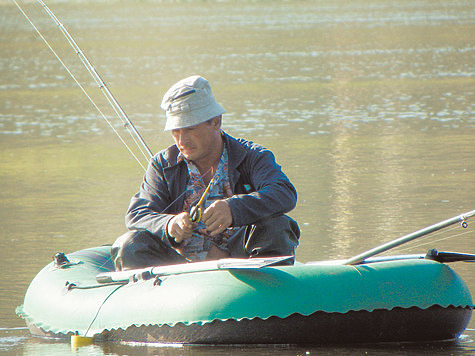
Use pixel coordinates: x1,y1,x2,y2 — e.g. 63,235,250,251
125,156,175,245
225,145,297,227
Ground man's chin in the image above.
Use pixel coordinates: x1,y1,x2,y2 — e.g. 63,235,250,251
180,150,194,160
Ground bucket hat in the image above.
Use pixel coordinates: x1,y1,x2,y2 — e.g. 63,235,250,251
161,76,225,131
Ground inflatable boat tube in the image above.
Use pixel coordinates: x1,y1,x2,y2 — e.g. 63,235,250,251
16,246,472,344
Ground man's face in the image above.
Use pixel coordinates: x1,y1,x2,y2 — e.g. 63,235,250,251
171,117,221,164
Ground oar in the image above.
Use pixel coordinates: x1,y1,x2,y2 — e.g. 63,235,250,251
344,209,475,265
96,255,294,284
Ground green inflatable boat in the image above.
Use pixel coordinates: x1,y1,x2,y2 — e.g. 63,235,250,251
16,245,473,344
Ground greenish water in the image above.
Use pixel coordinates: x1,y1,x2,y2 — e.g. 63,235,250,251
1,0,474,354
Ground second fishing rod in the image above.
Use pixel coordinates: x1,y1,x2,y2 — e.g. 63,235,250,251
13,0,153,169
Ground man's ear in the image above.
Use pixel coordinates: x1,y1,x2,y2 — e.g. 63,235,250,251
213,115,222,130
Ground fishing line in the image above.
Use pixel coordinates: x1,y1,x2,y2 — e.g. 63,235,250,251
392,223,460,248
77,165,214,276
381,224,456,255
36,0,153,161
13,0,151,171
14,0,164,276
390,229,473,254
158,166,215,217
383,223,473,255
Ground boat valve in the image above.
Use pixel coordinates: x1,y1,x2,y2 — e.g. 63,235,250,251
54,252,70,268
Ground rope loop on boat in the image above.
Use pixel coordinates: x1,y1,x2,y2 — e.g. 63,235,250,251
65,281,126,290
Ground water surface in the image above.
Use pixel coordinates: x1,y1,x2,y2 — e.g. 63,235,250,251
0,0,474,354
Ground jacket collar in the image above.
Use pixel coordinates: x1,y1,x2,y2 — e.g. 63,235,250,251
161,144,182,168
222,131,246,169
222,132,247,189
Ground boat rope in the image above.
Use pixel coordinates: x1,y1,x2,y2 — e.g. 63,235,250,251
84,283,125,337
67,281,126,290
12,0,152,171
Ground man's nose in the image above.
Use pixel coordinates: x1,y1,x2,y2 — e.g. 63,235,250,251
175,130,188,145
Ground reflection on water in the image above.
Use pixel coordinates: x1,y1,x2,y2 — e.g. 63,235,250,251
1,327,475,355
1,0,474,355
328,131,357,259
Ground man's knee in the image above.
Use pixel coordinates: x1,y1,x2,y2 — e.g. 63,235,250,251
228,215,300,260
249,215,300,256
112,230,148,270
111,230,185,270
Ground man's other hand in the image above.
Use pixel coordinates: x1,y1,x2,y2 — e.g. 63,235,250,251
201,200,233,236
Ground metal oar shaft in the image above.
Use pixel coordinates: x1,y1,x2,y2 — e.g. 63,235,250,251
96,255,294,284
344,209,475,265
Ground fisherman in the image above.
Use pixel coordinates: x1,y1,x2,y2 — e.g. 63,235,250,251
111,76,300,270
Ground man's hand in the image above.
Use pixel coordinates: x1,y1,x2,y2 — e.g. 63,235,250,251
201,200,233,236
167,212,195,243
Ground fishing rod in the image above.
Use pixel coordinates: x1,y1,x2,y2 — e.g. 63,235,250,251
13,0,153,170
344,209,475,265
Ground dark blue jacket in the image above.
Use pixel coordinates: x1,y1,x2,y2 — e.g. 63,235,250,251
126,132,297,246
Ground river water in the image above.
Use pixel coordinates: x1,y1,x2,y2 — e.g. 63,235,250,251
0,0,474,354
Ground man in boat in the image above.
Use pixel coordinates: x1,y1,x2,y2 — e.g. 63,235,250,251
112,76,300,270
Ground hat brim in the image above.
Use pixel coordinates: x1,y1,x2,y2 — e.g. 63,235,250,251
164,102,225,131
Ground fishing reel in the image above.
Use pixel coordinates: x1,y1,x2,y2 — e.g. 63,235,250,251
189,177,215,224
190,205,202,223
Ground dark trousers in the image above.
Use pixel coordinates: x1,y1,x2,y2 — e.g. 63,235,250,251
111,215,300,271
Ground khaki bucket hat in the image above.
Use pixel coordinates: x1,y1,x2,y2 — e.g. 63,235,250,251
160,76,225,131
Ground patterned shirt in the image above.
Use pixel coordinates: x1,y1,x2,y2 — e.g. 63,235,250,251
179,148,236,261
